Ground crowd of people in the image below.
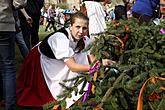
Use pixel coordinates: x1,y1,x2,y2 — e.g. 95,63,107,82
40,4,79,32
0,0,165,109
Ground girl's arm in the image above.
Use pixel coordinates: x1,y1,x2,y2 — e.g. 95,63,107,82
65,54,116,73
65,57,90,72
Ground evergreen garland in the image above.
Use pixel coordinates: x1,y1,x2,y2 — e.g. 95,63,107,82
44,18,165,110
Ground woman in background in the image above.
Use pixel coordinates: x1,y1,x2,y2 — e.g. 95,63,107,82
83,0,107,41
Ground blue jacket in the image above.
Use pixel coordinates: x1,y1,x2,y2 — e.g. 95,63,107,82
132,0,159,16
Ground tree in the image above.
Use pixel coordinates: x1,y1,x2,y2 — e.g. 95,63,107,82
44,18,165,110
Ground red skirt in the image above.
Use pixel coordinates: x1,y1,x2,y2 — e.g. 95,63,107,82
16,46,55,107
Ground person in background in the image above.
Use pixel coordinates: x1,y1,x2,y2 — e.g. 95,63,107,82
55,6,61,25
126,2,133,18
80,2,87,16
13,10,29,58
19,8,33,50
40,7,45,25
63,9,74,28
43,10,48,26
160,0,165,19
83,0,107,41
0,0,26,109
108,8,116,21
19,0,44,49
132,0,160,24
45,4,56,32
114,0,130,20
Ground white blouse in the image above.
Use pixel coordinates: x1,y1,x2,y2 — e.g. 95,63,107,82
39,28,89,108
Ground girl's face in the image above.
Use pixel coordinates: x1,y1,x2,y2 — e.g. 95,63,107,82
70,18,88,41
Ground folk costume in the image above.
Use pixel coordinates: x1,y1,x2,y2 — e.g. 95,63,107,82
16,28,89,108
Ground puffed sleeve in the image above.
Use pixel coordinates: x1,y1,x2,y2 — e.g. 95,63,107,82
48,32,74,60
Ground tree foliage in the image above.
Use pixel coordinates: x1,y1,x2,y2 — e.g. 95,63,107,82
44,18,165,110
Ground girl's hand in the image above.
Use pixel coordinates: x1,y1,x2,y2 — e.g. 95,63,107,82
89,60,101,73
102,59,116,66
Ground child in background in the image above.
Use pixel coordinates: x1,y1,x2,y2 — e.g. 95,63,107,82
63,9,74,28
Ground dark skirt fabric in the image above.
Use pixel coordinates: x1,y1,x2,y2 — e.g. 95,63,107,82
16,46,55,107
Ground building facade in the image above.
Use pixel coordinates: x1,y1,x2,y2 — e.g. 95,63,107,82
44,0,80,9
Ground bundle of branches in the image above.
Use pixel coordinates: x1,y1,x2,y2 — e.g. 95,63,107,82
44,19,165,110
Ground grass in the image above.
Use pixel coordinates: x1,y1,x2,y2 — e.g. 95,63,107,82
39,25,53,40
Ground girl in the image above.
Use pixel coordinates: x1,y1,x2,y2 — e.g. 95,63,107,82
17,12,94,109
